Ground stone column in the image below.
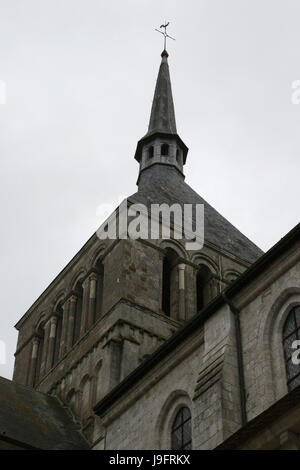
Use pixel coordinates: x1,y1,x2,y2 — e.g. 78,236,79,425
59,300,69,359
80,277,90,337
178,263,186,321
88,273,98,329
45,315,57,372
28,337,40,386
67,295,77,350
40,321,50,378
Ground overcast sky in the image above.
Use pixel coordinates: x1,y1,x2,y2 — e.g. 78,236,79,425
1,0,300,380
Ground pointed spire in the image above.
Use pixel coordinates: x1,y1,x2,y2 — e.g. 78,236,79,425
146,50,177,137
134,50,188,168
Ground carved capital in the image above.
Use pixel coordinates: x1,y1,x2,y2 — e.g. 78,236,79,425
32,336,40,347
50,315,58,326
89,272,98,282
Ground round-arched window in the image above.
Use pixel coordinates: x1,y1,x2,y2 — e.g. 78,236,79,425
171,407,192,450
283,306,300,390
196,265,212,312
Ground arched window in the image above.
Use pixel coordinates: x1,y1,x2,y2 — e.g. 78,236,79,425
35,325,45,384
196,265,212,312
148,146,154,160
283,306,300,391
162,249,179,318
73,281,83,344
162,256,171,317
53,304,63,365
95,260,104,321
171,407,192,450
161,143,169,156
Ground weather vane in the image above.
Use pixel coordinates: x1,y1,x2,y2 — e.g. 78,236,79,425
155,21,175,51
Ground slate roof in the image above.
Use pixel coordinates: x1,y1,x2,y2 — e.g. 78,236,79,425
134,50,188,164
129,164,263,264
0,376,89,450
146,50,177,136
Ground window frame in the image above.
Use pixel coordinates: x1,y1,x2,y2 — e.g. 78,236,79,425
283,306,300,390
161,143,169,156
171,406,192,451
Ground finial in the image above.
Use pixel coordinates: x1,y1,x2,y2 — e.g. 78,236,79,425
155,21,175,53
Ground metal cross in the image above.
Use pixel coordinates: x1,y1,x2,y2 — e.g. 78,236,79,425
155,21,175,50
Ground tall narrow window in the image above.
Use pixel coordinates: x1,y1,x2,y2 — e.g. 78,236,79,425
171,407,192,450
162,249,180,319
73,281,83,344
95,260,104,321
176,149,181,164
162,255,171,317
196,265,212,312
161,143,169,156
283,306,300,390
35,326,44,384
148,146,154,160
53,305,63,365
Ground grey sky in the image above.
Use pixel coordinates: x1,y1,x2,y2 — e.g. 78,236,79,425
0,0,299,379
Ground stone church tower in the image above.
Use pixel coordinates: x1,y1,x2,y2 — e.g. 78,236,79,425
6,48,300,450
